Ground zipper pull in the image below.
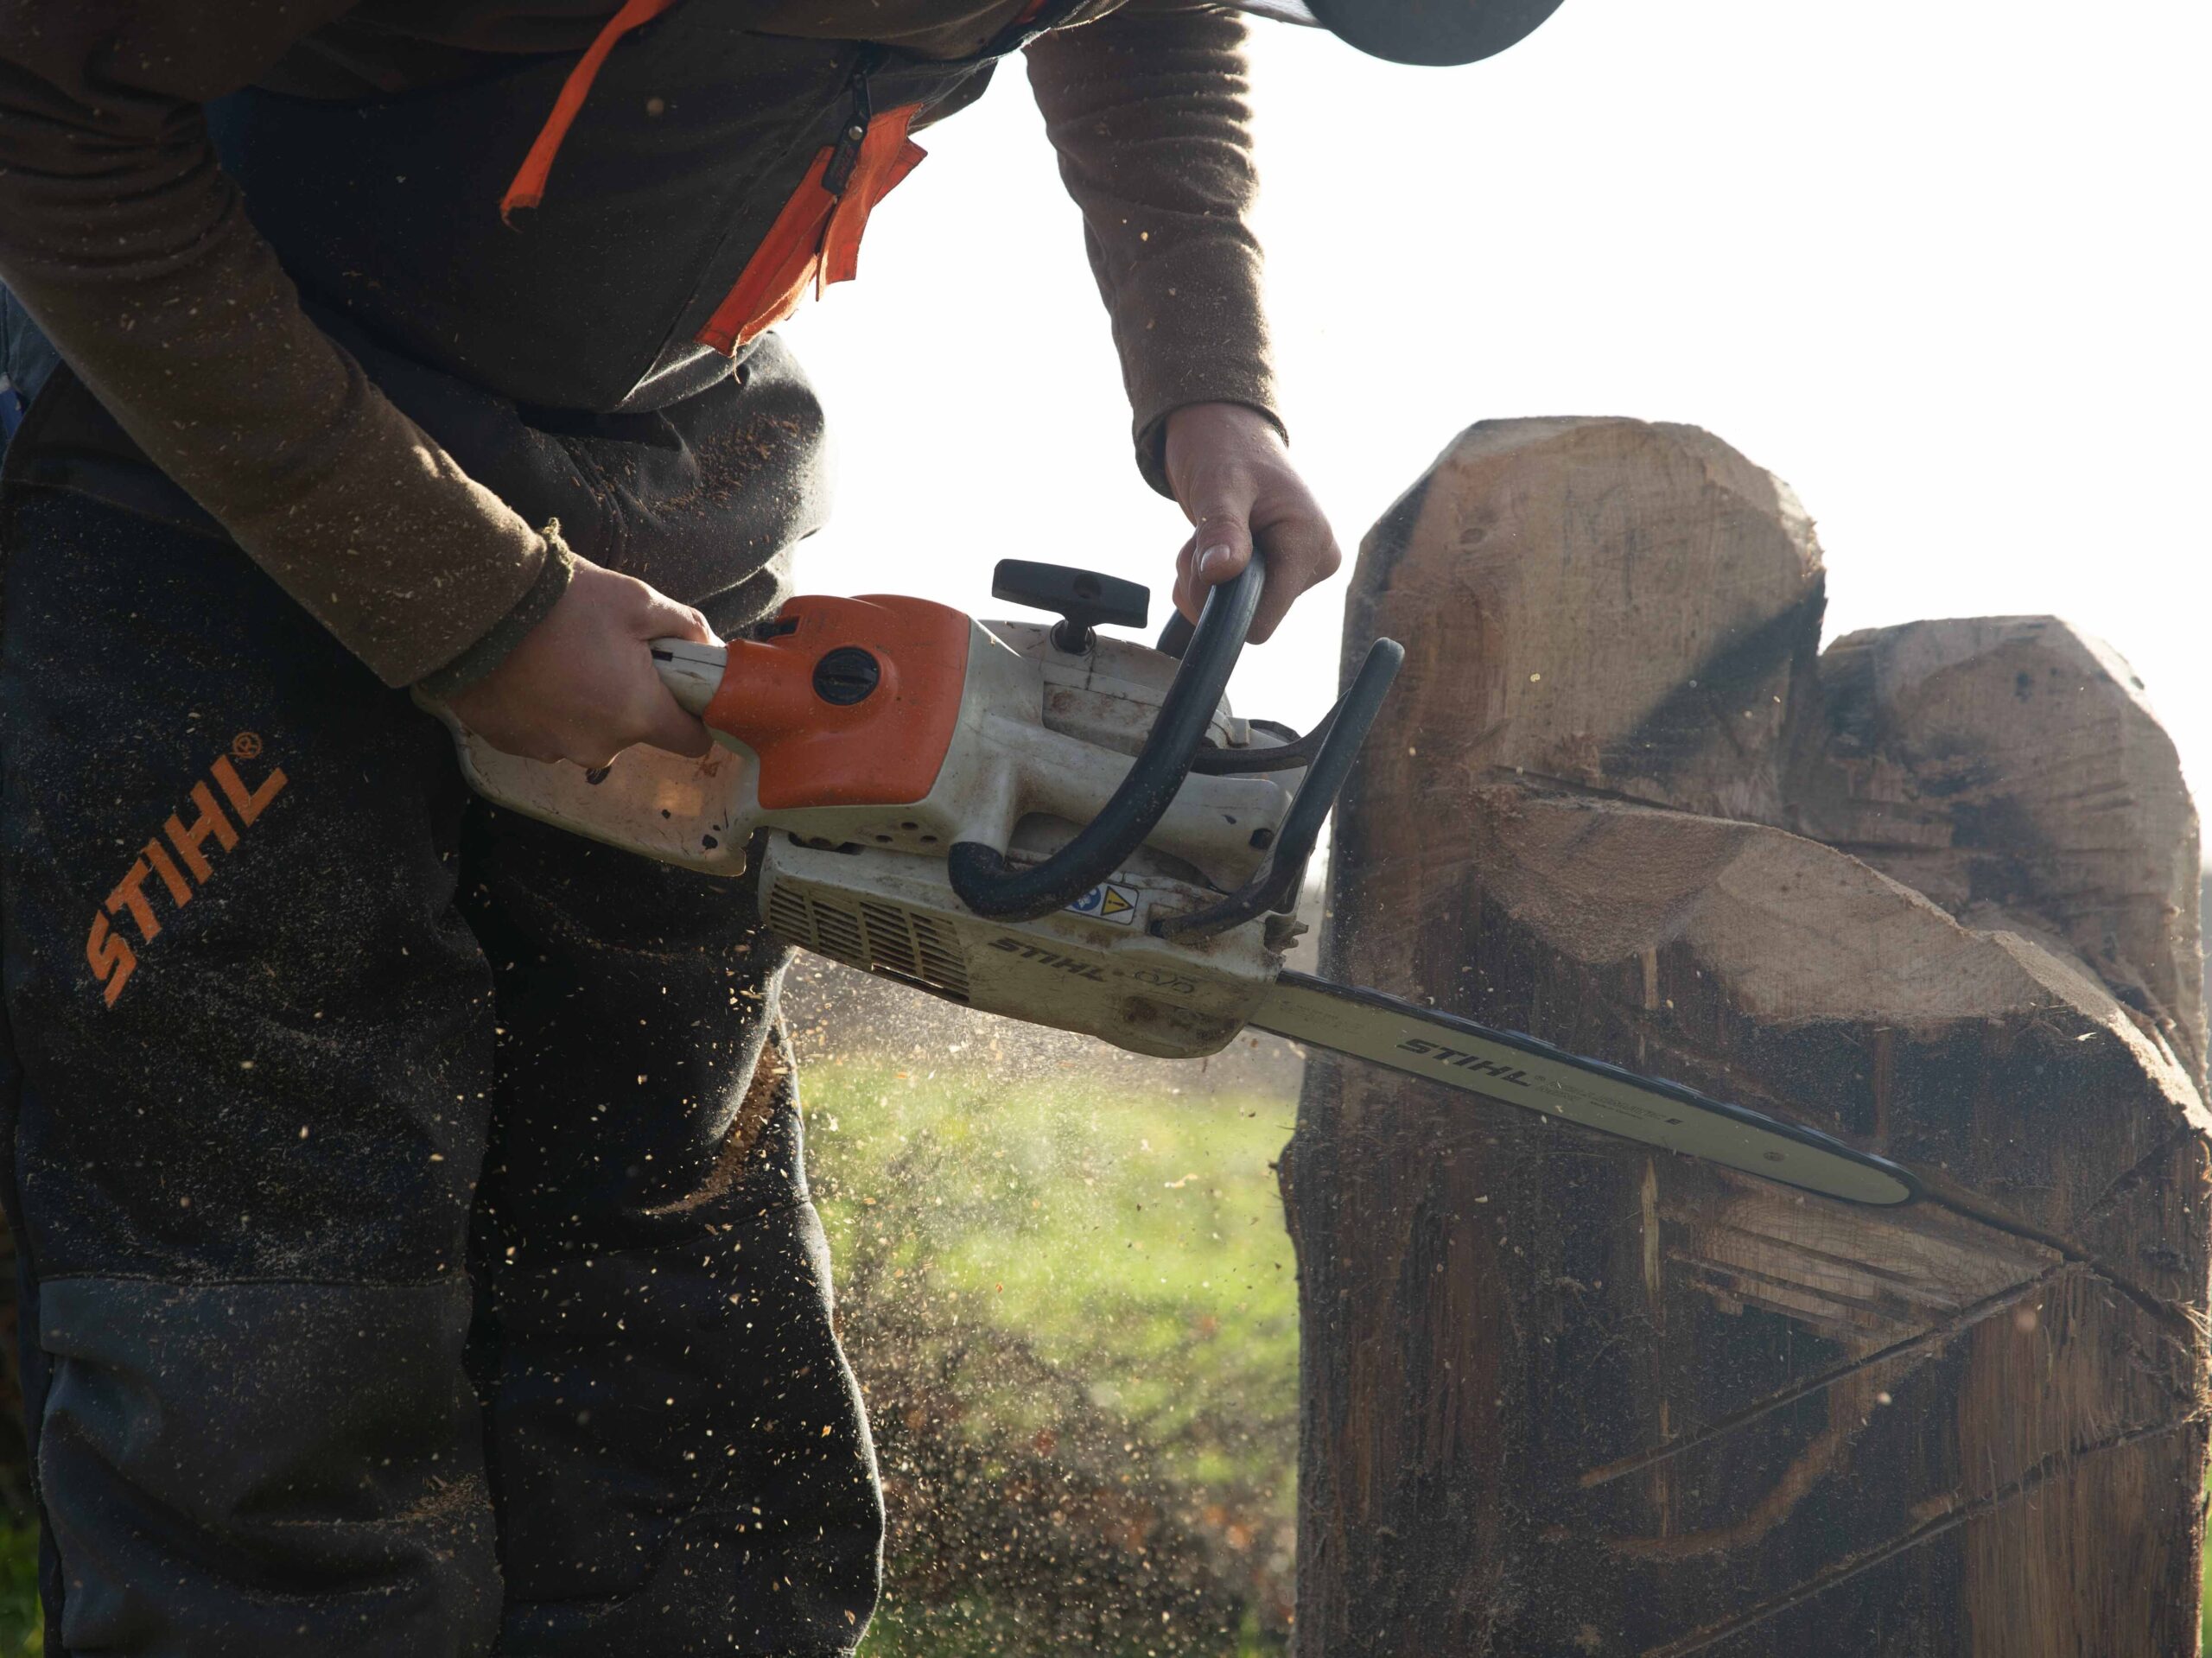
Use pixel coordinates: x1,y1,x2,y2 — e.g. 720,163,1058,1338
823,65,876,196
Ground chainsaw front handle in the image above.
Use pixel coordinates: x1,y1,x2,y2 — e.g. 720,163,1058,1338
1153,633,1403,942
944,556,1268,923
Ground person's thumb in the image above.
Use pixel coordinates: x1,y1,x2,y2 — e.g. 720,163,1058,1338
1174,488,1256,623
628,587,718,756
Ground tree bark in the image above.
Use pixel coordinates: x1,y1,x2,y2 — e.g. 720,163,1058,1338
1285,418,2210,1657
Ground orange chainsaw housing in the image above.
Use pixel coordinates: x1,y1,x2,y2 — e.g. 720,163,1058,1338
703,594,970,812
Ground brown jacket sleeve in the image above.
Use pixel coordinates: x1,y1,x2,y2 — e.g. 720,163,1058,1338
1025,0,1280,494
0,2,570,691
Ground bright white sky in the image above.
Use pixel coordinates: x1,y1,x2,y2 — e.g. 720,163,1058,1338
783,0,2211,820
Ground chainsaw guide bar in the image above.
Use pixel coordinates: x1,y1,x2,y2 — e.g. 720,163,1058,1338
429,556,1917,1209
1254,975,1916,1206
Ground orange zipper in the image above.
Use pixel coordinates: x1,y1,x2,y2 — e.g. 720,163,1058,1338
695,98,926,356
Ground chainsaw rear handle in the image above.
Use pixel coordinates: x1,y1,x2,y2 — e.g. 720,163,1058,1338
945,556,1268,923
652,638,728,717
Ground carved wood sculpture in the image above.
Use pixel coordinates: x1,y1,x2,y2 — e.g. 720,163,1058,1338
1284,418,2210,1657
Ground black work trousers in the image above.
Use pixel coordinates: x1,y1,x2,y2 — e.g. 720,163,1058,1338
0,488,881,1655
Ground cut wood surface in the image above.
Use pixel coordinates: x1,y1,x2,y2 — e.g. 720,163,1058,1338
1796,617,2204,1088
1342,417,1825,827
1287,418,2211,1657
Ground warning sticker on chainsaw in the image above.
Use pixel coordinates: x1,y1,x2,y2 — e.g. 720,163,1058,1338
1065,881,1140,926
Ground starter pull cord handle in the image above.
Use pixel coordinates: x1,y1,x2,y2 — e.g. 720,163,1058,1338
948,557,1267,923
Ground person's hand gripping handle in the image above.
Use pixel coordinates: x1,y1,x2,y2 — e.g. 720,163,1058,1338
445,557,719,766
1165,403,1342,644
650,638,729,720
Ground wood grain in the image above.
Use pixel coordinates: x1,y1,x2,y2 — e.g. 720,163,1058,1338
1287,418,2209,1657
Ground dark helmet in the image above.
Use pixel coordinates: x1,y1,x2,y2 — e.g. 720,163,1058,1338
1233,0,1567,67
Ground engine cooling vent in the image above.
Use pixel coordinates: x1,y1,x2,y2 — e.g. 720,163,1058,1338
766,885,971,1002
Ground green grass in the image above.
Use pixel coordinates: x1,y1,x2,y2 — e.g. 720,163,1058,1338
0,1063,1300,1655
7,1057,2212,1652
809,1058,1298,1490
804,1057,1300,1653
0,1526,35,1655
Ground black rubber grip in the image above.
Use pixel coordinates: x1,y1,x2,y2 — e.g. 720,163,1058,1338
1152,635,1403,943
1154,611,1196,661
949,558,1265,922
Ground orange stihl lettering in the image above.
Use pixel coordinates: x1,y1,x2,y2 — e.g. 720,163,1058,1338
163,781,239,880
86,913,137,1007
105,858,163,944
142,839,194,907
212,754,286,826
90,736,293,1009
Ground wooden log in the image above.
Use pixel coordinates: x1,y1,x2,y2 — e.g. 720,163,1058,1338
1339,417,1826,827
1794,618,2204,1089
1286,418,2211,1657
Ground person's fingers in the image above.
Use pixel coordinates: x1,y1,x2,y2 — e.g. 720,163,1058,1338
442,561,720,765
465,709,587,768
590,631,711,759
499,727,573,766
550,686,695,766
617,579,716,754
1170,535,1200,627
1174,473,1259,624
1245,492,1343,643
631,584,720,648
463,664,699,765
633,693,713,759
567,738,627,772
539,700,624,769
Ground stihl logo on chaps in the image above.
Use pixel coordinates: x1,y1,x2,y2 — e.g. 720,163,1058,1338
86,735,289,1007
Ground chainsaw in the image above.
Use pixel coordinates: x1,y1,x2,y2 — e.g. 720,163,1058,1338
428,557,1914,1207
